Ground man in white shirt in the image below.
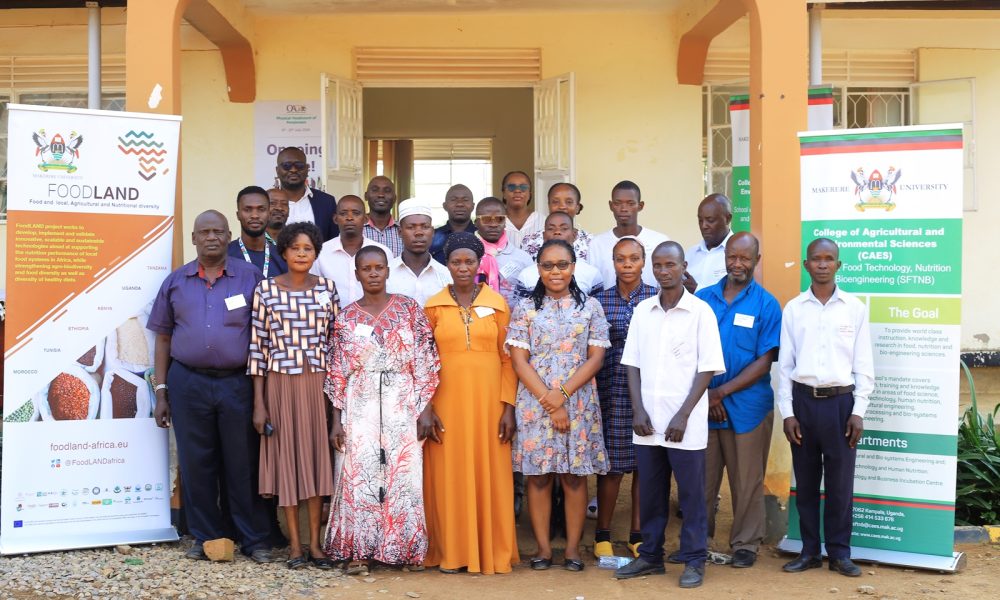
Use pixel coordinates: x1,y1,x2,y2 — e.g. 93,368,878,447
311,195,389,307
589,180,669,289
777,238,874,578
614,241,725,589
386,198,452,305
515,212,604,297
274,147,337,241
683,193,734,293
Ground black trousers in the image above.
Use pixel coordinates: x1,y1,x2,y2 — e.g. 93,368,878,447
790,386,857,560
168,362,271,554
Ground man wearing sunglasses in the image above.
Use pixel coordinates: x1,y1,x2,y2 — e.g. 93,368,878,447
274,147,338,241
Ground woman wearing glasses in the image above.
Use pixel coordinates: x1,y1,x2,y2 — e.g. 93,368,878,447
501,171,543,249
506,239,611,572
423,233,519,575
324,246,441,569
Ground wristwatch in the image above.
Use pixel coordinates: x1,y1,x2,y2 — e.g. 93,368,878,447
154,384,168,393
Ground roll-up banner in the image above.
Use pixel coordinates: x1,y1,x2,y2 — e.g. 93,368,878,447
729,86,834,233
1,104,181,554
779,124,965,572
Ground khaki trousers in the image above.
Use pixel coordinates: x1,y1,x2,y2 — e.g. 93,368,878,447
705,412,773,553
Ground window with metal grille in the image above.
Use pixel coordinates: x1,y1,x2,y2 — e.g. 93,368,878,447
702,85,911,197
0,55,126,221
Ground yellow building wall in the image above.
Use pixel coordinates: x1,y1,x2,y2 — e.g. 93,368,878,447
918,48,1000,354
193,9,705,262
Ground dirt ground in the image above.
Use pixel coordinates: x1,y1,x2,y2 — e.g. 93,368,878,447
302,475,997,600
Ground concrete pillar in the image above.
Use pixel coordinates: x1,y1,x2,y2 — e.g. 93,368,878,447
125,0,190,267
742,0,809,539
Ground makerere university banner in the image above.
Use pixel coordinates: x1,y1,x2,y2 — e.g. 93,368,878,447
2,104,181,554
779,124,964,571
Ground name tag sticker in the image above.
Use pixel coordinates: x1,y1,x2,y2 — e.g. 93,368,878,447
354,323,374,338
671,341,685,359
733,313,755,328
474,306,495,318
316,291,331,307
224,294,247,311
838,324,855,337
500,262,520,279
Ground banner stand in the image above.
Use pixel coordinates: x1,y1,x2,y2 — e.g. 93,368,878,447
777,538,966,573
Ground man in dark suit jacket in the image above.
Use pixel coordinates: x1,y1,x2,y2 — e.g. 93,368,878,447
275,147,338,241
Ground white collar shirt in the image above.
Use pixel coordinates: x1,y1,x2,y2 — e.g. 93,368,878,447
309,236,390,307
620,290,726,450
505,211,543,250
777,286,875,419
686,229,733,291
286,186,316,226
589,227,670,289
386,255,453,306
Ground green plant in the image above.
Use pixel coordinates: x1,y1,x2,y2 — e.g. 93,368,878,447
955,360,1000,526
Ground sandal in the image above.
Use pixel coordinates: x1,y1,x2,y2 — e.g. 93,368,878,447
310,555,336,570
563,558,585,572
286,555,309,569
529,557,552,570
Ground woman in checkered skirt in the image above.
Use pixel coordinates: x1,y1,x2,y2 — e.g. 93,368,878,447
592,237,658,560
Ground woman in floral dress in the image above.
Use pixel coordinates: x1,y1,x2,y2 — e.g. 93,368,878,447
506,239,610,572
324,246,441,567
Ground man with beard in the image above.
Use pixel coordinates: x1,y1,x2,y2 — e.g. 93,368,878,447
694,232,780,568
228,186,287,277
275,147,337,241
363,176,403,257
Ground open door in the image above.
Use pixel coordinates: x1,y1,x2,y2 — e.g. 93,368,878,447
320,73,364,200
909,78,976,210
534,73,575,215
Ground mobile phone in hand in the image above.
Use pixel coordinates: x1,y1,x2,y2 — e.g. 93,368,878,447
264,422,275,437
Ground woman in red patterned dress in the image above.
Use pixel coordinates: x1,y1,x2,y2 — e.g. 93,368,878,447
324,245,441,568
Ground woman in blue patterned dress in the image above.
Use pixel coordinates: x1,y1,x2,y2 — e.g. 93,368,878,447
506,239,610,572
592,237,657,560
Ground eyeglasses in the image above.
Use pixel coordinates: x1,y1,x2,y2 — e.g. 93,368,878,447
477,215,506,225
505,183,531,193
539,260,573,272
279,161,308,171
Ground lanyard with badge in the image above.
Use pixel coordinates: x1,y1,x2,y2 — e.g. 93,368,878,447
238,235,272,278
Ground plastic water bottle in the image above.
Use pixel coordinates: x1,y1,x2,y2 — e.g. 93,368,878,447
596,555,634,569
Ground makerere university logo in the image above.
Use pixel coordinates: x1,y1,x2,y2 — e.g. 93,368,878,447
850,166,902,212
32,129,83,173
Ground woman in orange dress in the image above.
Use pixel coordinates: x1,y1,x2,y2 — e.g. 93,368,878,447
422,232,519,574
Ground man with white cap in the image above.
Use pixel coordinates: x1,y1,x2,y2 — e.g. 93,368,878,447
387,198,453,305
311,194,390,306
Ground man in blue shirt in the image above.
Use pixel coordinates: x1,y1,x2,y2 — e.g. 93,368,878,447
695,232,781,569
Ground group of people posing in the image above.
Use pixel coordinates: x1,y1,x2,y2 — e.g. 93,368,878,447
146,147,874,589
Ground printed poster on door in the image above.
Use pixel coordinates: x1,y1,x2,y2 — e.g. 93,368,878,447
1,104,181,554
253,100,321,189
782,124,963,569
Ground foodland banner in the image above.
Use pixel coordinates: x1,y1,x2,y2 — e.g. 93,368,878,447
1,104,181,554
728,87,834,233
780,124,964,571
253,100,321,189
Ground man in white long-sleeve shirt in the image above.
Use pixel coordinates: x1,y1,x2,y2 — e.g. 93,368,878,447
777,238,874,578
